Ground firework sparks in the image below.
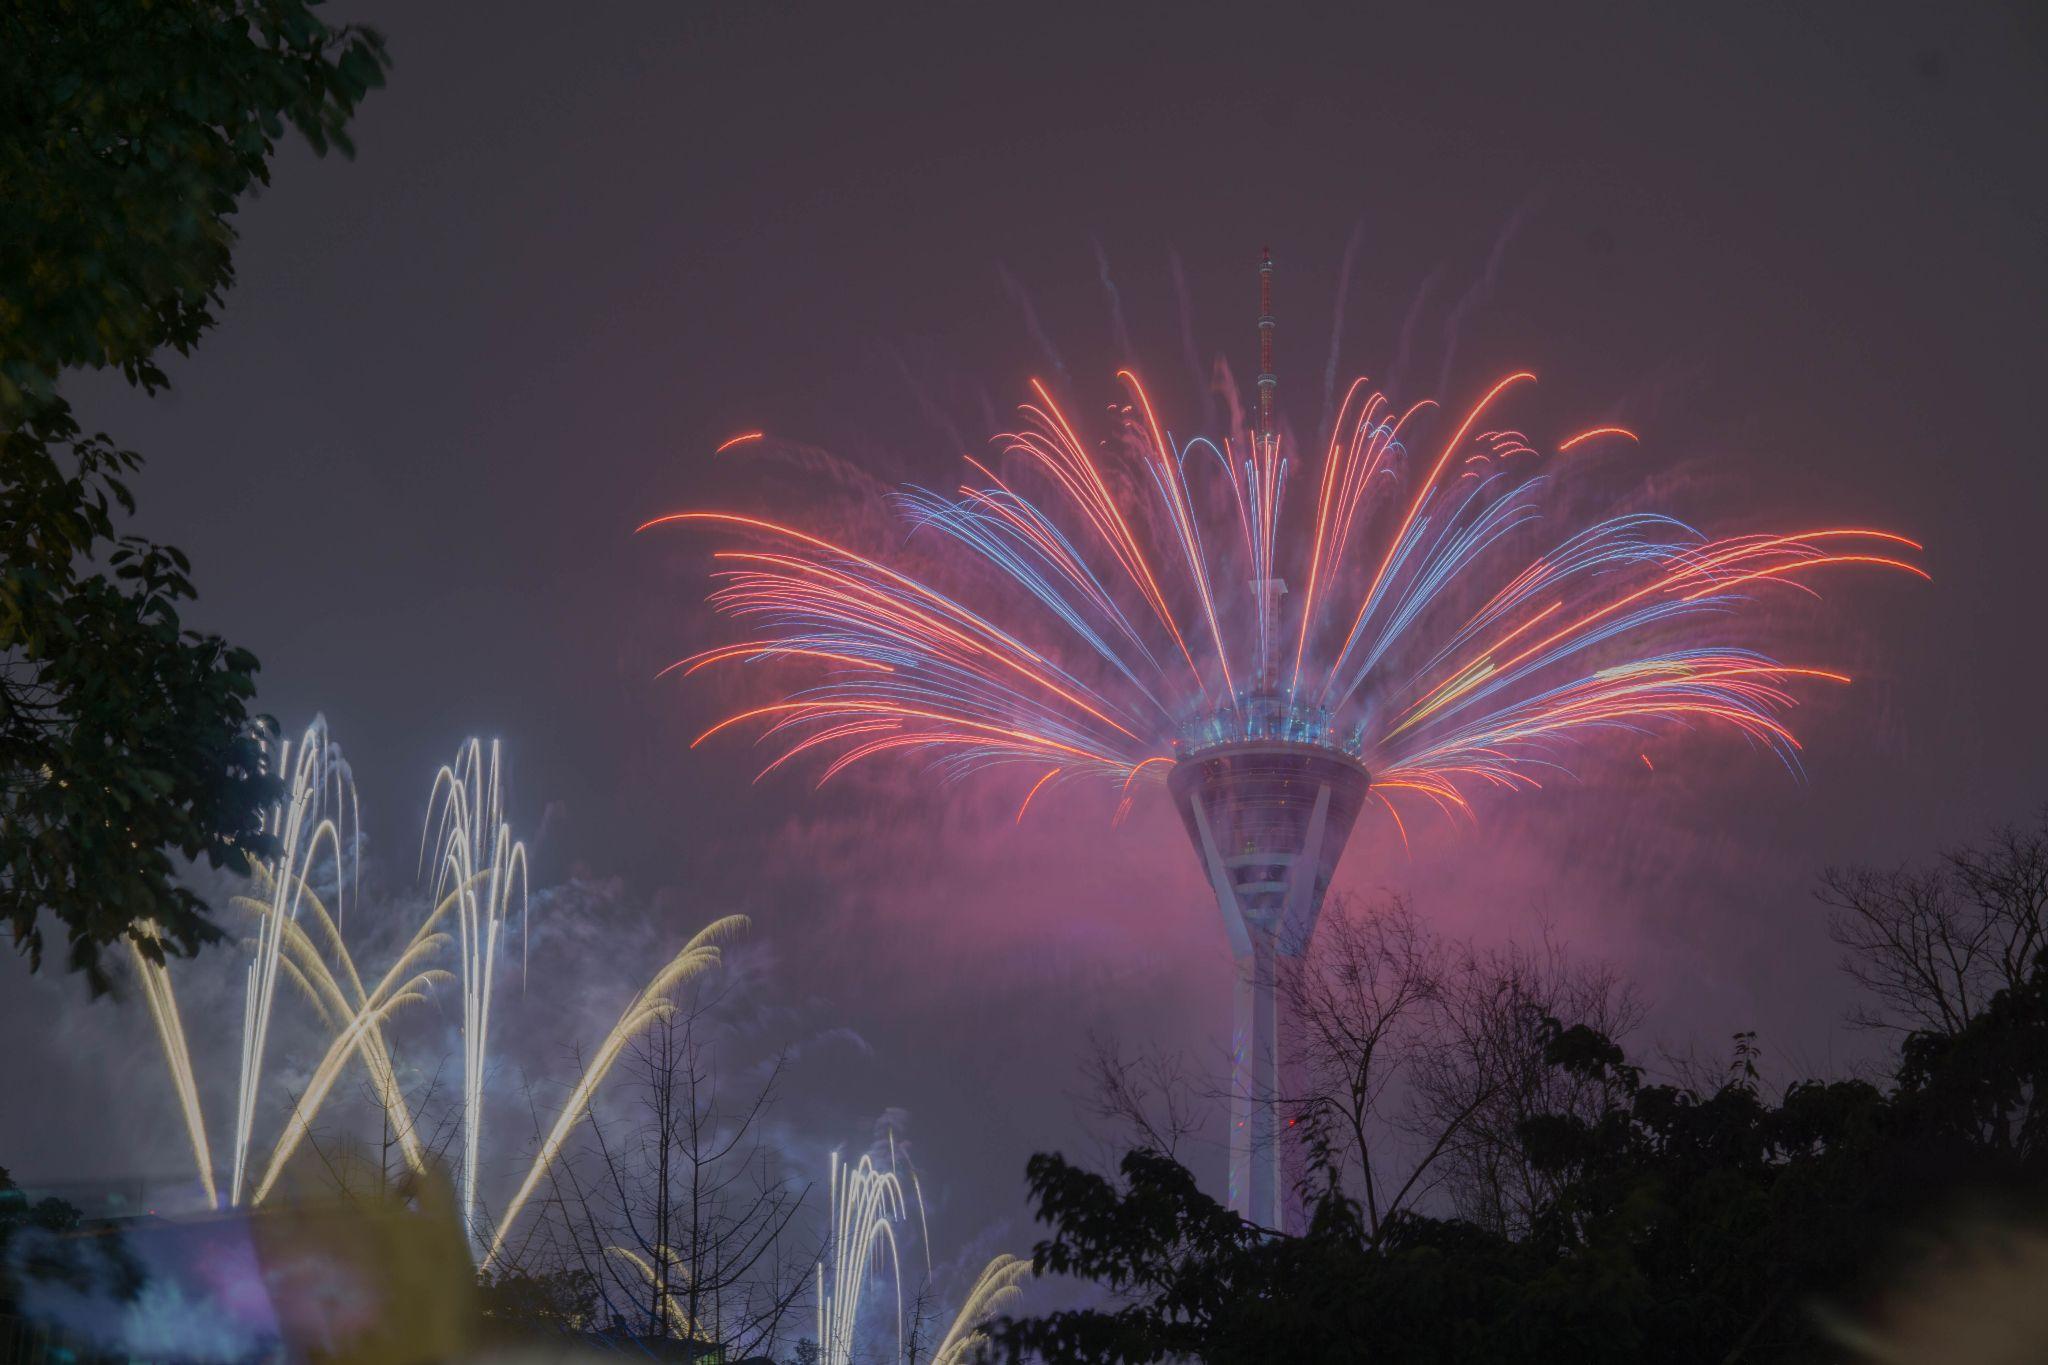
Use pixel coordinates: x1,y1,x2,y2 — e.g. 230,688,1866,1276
246,873,451,1206
128,926,217,1209
422,738,531,1251
647,364,1924,825
131,720,443,1211
931,1254,1032,1365
127,719,746,1277
606,1244,705,1341
231,719,355,1206
816,1149,908,1365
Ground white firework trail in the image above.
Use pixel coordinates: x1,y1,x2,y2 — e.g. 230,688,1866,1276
229,718,356,1206
422,738,530,1253
818,1150,910,1365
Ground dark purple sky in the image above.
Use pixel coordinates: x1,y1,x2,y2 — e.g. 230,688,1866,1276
8,0,2046,1292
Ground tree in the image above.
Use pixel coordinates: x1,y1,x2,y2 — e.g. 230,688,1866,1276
478,1264,601,1334
990,1147,1399,1364
1,0,388,989
1277,897,1638,1241
1821,807,2048,1036
1414,928,1640,1237
1076,1031,1209,1164
1278,898,1442,1239
526,989,811,1359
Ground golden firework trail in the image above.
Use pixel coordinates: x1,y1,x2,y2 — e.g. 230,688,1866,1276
932,1254,1032,1365
606,1244,707,1341
246,877,451,1205
481,913,750,1272
130,721,360,1207
128,925,217,1210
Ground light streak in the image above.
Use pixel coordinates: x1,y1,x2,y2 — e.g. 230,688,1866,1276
1558,425,1639,452
1016,767,1060,823
817,1149,907,1365
932,1254,1032,1365
421,738,530,1253
231,719,355,1206
128,928,217,1209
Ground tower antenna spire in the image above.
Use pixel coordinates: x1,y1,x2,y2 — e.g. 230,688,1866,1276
1257,245,1276,447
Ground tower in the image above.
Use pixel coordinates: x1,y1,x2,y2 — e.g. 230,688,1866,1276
1168,249,1373,1230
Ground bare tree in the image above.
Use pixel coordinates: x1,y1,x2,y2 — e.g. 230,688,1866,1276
1415,932,1640,1237
292,1059,462,1207
902,1275,939,1365
1075,1031,1211,1164
539,986,812,1359
372,1056,461,1195
1280,899,1443,1237
1278,896,1639,1240
1820,808,2048,1036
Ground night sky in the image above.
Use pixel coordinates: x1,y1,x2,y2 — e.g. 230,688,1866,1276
7,0,2045,1293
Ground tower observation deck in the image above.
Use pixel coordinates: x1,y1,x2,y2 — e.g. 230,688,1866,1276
1166,251,1373,1230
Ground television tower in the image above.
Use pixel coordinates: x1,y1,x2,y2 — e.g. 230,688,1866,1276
1167,249,1372,1230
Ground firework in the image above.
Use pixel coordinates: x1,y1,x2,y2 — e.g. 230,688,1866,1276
647,363,1923,829
128,720,365,1208
129,721,747,1274
129,926,217,1208
230,719,356,1205
931,1254,1031,1365
421,738,531,1249
816,1148,908,1365
244,868,451,1205
131,721,451,1209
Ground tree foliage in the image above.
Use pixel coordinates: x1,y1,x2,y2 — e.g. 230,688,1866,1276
0,0,387,988
0,1165,139,1331
478,1265,602,1335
